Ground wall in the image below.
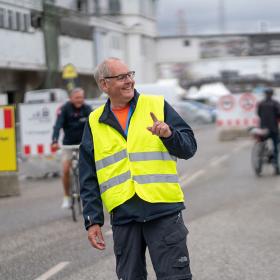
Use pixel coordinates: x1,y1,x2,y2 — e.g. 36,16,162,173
59,35,95,74
0,29,45,70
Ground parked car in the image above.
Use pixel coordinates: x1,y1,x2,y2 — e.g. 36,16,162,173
187,100,217,122
173,100,213,124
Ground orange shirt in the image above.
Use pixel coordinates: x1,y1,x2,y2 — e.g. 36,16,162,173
112,104,130,132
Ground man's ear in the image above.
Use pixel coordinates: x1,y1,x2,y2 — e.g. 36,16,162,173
99,79,107,92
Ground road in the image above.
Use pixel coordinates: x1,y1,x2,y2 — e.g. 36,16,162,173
0,124,279,280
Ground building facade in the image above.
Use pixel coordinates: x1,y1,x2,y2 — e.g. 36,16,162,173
156,33,280,89
0,0,157,103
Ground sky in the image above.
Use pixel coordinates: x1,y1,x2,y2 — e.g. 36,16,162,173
157,0,280,36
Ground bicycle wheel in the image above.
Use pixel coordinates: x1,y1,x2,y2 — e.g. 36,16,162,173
71,173,82,222
251,142,264,176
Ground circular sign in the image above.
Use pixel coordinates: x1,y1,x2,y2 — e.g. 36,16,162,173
219,95,235,111
239,93,257,112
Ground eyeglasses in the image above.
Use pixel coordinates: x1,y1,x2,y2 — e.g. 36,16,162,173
104,71,135,82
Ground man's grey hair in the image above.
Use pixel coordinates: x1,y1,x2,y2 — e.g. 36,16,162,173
93,57,122,89
70,87,84,96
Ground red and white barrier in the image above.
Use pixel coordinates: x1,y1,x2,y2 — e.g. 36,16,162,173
23,144,58,156
216,93,262,140
19,102,63,157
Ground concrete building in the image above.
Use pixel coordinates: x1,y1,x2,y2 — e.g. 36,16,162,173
156,33,280,88
0,0,157,103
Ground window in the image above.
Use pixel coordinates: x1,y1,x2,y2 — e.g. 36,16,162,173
7,10,13,29
93,0,100,15
23,13,30,32
141,36,154,58
77,0,88,13
140,0,154,18
0,7,31,32
109,0,121,14
110,35,121,49
15,11,21,30
0,8,4,28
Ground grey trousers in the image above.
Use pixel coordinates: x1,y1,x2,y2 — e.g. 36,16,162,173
112,212,192,280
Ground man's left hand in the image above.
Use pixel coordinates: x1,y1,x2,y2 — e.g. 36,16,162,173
147,112,172,138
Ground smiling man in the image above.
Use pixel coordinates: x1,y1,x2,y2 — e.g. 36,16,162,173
79,57,197,280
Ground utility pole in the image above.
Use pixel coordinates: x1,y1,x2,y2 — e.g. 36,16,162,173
42,0,59,89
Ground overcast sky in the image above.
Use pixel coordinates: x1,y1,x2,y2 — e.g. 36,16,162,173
157,0,280,35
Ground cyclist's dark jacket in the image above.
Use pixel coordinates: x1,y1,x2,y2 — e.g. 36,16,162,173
79,90,197,229
52,101,92,145
257,98,280,133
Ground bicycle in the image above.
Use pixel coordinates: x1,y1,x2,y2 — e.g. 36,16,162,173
249,127,275,176
62,145,82,221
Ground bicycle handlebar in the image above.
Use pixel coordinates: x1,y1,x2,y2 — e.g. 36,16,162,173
248,127,269,137
61,145,80,150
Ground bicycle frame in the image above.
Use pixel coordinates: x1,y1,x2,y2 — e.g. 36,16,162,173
62,145,82,221
249,128,274,176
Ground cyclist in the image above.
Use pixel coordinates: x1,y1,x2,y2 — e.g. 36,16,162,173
51,88,92,208
257,88,280,175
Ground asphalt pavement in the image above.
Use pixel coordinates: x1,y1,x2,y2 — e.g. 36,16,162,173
1,124,280,280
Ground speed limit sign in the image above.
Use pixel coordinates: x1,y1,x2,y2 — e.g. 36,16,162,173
239,93,257,112
219,95,235,111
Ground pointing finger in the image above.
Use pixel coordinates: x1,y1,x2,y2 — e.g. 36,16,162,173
150,112,158,123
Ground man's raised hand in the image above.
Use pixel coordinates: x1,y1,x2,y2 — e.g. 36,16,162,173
147,112,172,138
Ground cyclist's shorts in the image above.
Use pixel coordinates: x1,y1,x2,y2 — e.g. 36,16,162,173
61,148,74,162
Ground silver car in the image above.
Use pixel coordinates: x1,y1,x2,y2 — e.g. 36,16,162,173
173,101,213,124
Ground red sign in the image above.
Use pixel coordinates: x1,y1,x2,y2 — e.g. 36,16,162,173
239,93,257,112
219,95,235,111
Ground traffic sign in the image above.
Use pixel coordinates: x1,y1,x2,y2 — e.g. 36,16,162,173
219,95,235,111
62,64,78,79
239,93,257,112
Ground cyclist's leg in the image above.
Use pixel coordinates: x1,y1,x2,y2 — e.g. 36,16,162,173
61,149,72,197
271,132,279,173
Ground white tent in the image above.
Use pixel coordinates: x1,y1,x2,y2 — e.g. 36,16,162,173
187,82,231,105
136,79,187,105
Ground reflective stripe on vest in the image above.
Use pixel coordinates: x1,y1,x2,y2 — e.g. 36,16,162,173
99,170,131,193
96,150,176,171
96,149,127,171
133,174,179,184
129,151,177,162
89,94,184,212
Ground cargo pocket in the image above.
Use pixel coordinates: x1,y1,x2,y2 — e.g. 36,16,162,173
163,225,191,278
164,225,188,245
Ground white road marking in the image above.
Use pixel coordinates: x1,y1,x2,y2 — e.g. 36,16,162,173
34,262,69,280
180,142,250,188
181,169,206,188
210,154,229,167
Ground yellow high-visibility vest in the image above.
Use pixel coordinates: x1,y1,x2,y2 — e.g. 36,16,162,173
89,94,184,212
